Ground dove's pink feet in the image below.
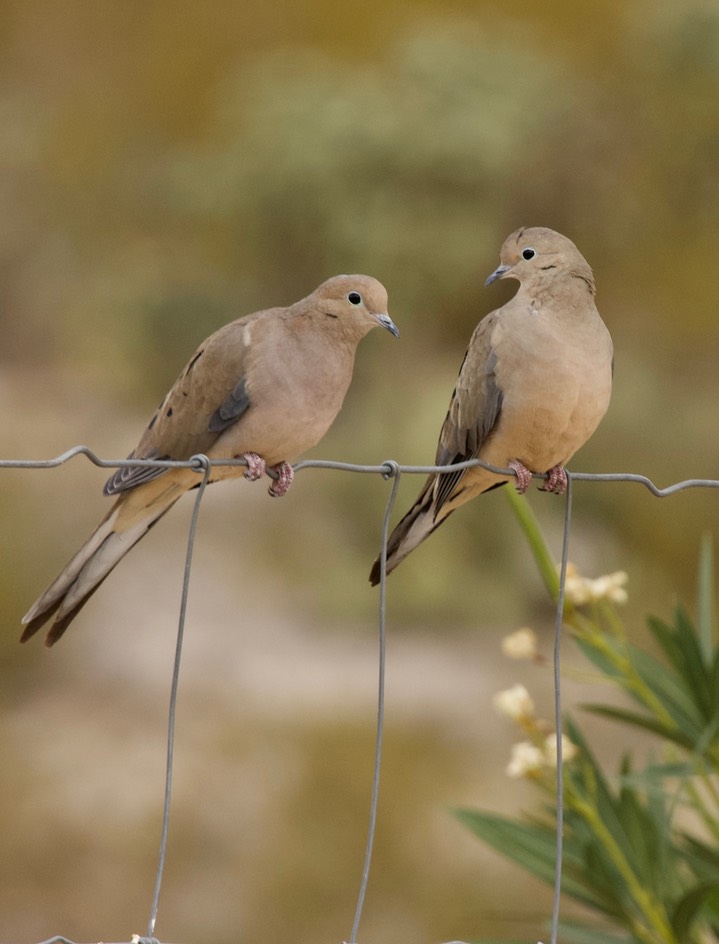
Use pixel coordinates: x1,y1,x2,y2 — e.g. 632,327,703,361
268,461,294,498
539,464,568,495
508,459,533,494
241,452,266,482
238,453,294,496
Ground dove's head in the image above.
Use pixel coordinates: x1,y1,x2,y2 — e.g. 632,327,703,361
305,274,399,341
485,227,595,295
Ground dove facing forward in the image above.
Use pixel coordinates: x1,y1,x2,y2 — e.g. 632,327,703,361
23,275,398,646
370,227,613,585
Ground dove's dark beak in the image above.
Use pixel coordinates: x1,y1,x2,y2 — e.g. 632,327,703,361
376,313,400,338
485,264,512,286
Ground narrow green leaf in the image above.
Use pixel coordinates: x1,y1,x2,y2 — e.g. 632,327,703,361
671,880,719,940
693,711,719,757
647,612,712,718
700,885,719,928
556,921,631,944
575,630,706,735
630,646,705,733
697,534,716,666
573,634,627,681
454,809,558,883
647,614,691,676
454,808,610,914
619,762,696,782
582,704,693,750
564,721,649,880
681,834,719,873
710,654,719,714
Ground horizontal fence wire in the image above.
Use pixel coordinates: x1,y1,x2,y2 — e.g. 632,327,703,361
4,443,719,495
5,446,719,944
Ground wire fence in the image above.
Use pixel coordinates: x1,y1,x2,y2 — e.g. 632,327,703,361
4,445,719,944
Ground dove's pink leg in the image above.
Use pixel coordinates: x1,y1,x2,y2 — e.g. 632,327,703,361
508,459,533,494
268,461,294,498
539,464,568,494
240,452,266,481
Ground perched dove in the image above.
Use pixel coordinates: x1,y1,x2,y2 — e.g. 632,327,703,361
22,274,398,645
370,227,612,585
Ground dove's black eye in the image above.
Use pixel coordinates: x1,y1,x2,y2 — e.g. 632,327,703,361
522,248,536,260
347,292,362,305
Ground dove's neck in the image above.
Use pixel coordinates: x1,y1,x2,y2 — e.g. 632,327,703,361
518,269,596,310
567,267,596,296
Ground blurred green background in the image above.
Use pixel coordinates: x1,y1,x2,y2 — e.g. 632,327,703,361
2,1,719,941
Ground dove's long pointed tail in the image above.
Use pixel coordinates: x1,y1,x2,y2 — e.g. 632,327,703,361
369,479,449,586
21,488,182,647
369,468,509,585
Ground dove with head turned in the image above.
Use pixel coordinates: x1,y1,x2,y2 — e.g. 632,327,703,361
22,274,399,645
370,227,612,584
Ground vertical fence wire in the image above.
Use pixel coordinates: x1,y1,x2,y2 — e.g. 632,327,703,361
4,447,719,944
549,475,573,944
146,455,213,940
348,460,402,944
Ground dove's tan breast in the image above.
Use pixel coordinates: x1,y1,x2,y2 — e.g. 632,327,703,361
482,299,613,474
209,317,358,469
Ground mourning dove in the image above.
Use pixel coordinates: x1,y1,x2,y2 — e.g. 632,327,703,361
370,227,613,585
22,274,399,645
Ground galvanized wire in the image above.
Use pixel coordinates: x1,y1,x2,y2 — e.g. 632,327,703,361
146,455,213,941
6,446,719,944
550,477,573,944
348,460,402,944
4,444,719,495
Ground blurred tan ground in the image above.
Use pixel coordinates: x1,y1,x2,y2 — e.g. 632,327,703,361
2,2,719,942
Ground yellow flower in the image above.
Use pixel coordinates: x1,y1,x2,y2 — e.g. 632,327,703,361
493,684,535,721
505,733,579,779
506,741,545,778
563,562,628,606
501,627,539,660
543,733,579,765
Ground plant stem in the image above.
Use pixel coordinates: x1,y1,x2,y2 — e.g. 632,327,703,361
504,487,562,603
568,789,677,943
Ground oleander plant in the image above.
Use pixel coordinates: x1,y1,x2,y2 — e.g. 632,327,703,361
459,491,719,944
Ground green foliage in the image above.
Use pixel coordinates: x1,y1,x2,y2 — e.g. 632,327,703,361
163,17,574,328
458,533,719,943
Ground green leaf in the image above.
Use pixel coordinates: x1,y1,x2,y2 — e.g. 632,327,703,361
699,885,719,931
454,808,558,884
572,630,625,669
646,614,691,675
697,533,716,667
620,762,696,782
710,653,719,715
575,630,707,737
556,921,631,944
582,704,693,751
681,834,719,874
671,880,719,940
693,711,719,757
647,612,712,718
453,808,610,914
629,645,706,734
